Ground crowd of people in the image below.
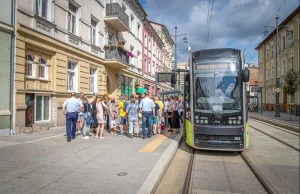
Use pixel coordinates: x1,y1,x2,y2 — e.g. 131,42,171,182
62,91,184,142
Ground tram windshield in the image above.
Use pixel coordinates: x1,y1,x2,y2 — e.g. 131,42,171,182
193,58,243,116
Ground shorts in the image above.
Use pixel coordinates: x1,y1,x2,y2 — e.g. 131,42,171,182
120,117,127,125
152,116,158,124
77,115,84,122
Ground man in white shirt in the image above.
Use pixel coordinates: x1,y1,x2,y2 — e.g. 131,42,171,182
139,92,155,139
63,92,83,142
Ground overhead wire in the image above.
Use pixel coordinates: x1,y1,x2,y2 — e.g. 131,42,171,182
205,0,214,49
203,0,211,48
243,0,287,52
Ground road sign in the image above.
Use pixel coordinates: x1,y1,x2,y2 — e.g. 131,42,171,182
251,86,262,93
275,88,281,93
157,73,172,82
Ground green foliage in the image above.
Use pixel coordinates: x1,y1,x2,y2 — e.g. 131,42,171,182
284,69,298,94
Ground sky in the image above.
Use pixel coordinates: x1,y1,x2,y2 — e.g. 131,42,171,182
138,0,299,65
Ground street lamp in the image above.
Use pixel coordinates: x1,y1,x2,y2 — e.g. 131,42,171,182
171,25,187,89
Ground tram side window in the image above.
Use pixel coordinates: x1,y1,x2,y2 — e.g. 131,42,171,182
184,74,191,120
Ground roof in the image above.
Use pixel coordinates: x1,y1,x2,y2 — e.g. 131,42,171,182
149,21,175,45
255,6,300,50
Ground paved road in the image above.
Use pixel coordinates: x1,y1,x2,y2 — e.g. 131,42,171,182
0,127,179,194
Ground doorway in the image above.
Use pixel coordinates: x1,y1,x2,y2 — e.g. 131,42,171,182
25,93,34,127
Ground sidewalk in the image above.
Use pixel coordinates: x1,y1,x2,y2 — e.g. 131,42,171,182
249,111,300,132
0,126,183,194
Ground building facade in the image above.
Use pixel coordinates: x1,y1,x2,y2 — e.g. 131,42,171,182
142,19,163,96
247,65,259,104
0,0,15,135
11,0,174,133
256,7,300,112
150,21,174,91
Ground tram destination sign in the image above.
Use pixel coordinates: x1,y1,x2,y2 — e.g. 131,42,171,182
251,86,262,93
157,73,172,82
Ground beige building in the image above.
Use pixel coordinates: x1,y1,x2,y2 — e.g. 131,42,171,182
256,7,300,112
14,0,146,132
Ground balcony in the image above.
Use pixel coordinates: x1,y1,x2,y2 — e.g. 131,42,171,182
104,47,129,69
104,3,129,31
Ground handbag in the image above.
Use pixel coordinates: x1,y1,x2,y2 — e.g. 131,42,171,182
111,120,116,128
84,103,94,125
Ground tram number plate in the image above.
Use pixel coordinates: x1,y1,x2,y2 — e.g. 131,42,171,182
234,137,241,141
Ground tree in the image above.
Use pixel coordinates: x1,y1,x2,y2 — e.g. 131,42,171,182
285,69,298,119
285,69,298,96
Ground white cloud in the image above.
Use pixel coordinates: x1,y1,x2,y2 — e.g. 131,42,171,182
141,0,298,64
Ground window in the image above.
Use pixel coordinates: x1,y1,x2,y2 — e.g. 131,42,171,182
35,95,50,122
144,35,147,47
290,56,294,70
35,0,48,19
271,88,275,103
271,64,274,79
108,34,113,45
67,61,78,92
89,67,97,93
120,75,133,98
130,15,134,33
25,54,35,77
39,58,48,79
282,35,286,49
271,45,274,57
144,59,147,73
282,59,286,75
68,3,77,34
259,69,263,82
266,67,269,80
137,23,141,40
91,19,97,45
290,94,295,104
266,48,268,59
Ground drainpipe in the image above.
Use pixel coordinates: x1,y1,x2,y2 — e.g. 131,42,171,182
9,0,16,135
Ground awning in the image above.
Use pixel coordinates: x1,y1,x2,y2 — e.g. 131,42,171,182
136,87,147,93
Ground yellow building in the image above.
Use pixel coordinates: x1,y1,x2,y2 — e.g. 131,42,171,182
256,6,300,113
14,0,145,132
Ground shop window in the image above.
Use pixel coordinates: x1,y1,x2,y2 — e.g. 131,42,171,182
67,61,78,92
25,54,35,78
35,95,50,122
120,75,133,98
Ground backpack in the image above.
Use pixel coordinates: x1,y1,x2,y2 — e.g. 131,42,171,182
123,101,129,112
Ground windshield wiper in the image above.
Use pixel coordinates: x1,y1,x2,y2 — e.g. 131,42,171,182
197,97,221,119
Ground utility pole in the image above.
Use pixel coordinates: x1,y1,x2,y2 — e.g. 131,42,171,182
174,26,178,89
275,15,280,117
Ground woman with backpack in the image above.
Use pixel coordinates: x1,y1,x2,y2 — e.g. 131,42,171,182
126,94,139,138
82,95,96,139
95,95,108,139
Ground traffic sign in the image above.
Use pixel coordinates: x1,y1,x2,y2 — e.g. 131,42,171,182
251,86,262,93
275,88,281,93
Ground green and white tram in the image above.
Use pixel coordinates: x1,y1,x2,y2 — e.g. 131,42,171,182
184,48,250,151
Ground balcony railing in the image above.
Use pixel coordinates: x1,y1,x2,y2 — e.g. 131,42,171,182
105,3,129,29
105,47,129,65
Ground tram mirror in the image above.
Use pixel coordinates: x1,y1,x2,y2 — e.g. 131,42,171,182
242,68,249,82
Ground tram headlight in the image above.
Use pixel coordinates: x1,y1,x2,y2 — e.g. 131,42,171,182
237,120,241,125
233,120,237,125
238,116,242,120
196,120,200,124
200,120,204,124
195,115,199,120
204,120,208,124
228,120,232,125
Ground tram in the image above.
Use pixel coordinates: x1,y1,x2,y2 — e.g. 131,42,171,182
183,48,250,151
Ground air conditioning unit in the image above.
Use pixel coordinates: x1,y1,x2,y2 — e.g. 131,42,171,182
135,79,140,86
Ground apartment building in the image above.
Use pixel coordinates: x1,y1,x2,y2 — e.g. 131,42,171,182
247,65,258,104
150,21,174,91
256,6,300,112
0,0,15,135
142,19,163,95
104,0,146,98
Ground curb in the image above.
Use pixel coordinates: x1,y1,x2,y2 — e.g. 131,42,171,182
137,131,183,194
249,115,299,133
